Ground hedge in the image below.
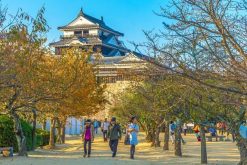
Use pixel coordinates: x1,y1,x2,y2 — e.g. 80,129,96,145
0,115,50,152
0,115,19,152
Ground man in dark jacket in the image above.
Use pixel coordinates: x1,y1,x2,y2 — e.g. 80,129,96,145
108,117,122,157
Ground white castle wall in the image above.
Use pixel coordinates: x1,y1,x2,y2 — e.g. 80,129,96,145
63,31,74,36
89,29,98,35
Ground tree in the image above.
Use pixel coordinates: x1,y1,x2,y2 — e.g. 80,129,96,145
136,0,247,163
0,6,50,155
0,5,106,152
111,74,189,152
33,47,106,149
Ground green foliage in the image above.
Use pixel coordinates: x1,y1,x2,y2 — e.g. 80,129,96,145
0,115,18,152
36,128,50,147
20,119,33,151
0,116,33,152
0,115,50,152
110,75,187,142
111,75,236,138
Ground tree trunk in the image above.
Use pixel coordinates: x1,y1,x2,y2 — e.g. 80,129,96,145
12,112,27,156
163,121,169,150
200,127,207,164
31,109,37,150
143,124,152,142
154,127,161,147
174,124,182,157
146,129,154,142
56,119,62,144
150,129,156,147
237,138,247,165
232,130,236,142
42,119,46,130
61,119,66,144
49,117,56,149
7,91,27,156
61,126,66,144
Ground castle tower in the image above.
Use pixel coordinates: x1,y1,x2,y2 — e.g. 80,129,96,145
50,8,128,57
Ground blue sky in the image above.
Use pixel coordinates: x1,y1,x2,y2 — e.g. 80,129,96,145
2,0,168,51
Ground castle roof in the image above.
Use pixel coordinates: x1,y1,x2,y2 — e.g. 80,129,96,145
49,36,129,53
58,9,123,36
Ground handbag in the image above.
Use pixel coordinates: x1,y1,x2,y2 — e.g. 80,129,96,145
124,133,130,145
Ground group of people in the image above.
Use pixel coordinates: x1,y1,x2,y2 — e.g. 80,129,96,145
192,122,228,142
169,121,226,142
193,124,218,141
84,119,230,158
82,116,139,159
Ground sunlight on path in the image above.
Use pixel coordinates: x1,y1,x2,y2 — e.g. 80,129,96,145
0,133,239,165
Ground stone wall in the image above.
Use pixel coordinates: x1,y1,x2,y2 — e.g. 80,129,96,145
92,80,131,120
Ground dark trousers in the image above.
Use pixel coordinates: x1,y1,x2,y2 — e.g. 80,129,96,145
103,130,108,141
84,140,91,155
184,129,187,136
219,128,224,135
109,139,118,155
130,145,136,158
94,127,98,134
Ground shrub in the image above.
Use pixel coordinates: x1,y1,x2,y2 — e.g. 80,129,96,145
0,115,18,152
0,115,52,152
20,119,33,151
36,128,50,147
0,115,33,152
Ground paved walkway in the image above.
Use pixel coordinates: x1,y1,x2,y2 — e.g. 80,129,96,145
0,133,240,165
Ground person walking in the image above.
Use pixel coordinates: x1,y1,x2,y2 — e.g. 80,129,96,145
82,119,94,158
169,121,176,144
128,116,139,159
93,119,99,134
183,123,188,136
108,117,122,157
101,118,110,142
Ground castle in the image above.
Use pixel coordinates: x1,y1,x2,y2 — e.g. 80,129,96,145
50,9,156,84
49,9,162,134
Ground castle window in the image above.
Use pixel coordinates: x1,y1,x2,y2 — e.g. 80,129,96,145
83,30,89,36
74,31,82,36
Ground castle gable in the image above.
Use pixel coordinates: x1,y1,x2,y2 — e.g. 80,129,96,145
118,53,145,63
68,16,95,26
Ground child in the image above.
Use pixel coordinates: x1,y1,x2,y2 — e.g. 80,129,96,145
82,119,94,158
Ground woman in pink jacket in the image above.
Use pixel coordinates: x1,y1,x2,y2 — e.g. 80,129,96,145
82,119,94,158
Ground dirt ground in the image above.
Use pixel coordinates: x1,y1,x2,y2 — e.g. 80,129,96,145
0,133,240,165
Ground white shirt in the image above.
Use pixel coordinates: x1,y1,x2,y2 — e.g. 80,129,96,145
102,122,110,131
183,123,188,129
